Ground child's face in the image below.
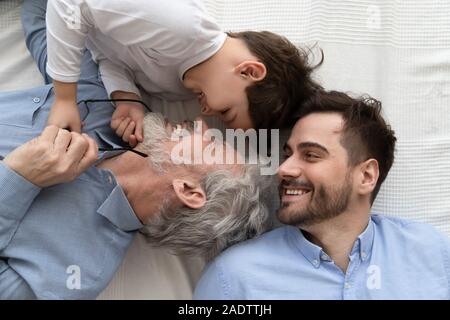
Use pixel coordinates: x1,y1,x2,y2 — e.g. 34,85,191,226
195,79,253,130
183,61,255,130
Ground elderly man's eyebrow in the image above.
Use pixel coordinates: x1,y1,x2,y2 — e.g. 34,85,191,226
297,142,329,154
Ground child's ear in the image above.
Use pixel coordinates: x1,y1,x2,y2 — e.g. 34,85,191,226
235,61,267,82
172,179,206,209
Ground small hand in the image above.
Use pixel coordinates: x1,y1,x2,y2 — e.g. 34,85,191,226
47,99,82,132
3,125,98,187
110,103,145,147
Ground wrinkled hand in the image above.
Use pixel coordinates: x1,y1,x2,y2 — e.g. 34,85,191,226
47,99,82,132
110,103,145,147
3,125,98,187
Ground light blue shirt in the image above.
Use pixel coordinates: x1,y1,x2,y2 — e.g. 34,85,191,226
194,215,450,300
0,0,143,299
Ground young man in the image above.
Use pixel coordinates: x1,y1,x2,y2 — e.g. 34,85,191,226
194,91,450,300
39,0,321,145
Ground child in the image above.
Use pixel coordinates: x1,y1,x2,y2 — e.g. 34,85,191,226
45,0,321,146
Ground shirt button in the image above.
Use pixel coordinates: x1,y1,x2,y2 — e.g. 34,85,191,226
312,259,319,266
321,254,328,261
33,97,41,103
108,175,113,184
361,251,367,259
344,282,351,289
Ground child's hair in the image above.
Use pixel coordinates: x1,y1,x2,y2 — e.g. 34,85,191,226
227,31,323,129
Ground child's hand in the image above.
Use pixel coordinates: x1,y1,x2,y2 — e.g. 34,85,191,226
47,99,82,132
110,103,145,147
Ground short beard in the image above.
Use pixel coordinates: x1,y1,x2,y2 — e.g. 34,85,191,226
138,113,171,172
277,173,353,227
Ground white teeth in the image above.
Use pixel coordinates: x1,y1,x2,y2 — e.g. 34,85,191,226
285,189,309,196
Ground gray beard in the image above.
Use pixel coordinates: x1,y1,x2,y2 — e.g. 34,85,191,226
139,113,171,172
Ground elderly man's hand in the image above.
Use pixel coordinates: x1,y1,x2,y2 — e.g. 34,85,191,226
3,125,98,187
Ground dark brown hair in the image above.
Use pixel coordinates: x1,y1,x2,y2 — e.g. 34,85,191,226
297,90,397,203
227,31,323,129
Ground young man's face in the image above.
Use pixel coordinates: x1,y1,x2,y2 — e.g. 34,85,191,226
277,112,357,227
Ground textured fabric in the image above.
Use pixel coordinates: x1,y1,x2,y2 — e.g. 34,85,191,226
0,0,44,90
194,215,450,299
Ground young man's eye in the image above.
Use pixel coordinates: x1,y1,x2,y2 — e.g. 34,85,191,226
305,152,319,160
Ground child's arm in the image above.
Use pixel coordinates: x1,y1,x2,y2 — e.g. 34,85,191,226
110,91,145,148
46,0,92,131
47,80,81,132
46,0,144,139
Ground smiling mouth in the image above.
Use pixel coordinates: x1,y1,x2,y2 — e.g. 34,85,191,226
284,188,312,196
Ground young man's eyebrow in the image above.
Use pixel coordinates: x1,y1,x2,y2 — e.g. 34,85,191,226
296,142,329,154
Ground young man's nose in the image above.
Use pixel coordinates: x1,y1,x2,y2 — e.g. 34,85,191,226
277,157,303,180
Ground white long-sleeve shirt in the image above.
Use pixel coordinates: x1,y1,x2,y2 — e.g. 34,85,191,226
46,0,226,101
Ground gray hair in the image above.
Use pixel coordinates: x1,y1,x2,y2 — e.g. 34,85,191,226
138,112,171,172
140,165,276,260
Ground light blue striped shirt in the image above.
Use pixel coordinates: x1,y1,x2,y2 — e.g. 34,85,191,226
194,215,450,299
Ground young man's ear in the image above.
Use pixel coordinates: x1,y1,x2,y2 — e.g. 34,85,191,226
172,179,206,209
357,159,379,196
235,61,267,82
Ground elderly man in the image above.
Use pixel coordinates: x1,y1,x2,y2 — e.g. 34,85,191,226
194,91,450,300
0,3,273,299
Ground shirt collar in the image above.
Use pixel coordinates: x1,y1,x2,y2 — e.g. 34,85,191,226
91,128,128,162
287,226,325,268
351,217,375,262
286,217,375,268
96,171,144,231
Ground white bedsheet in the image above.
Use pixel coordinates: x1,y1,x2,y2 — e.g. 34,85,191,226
0,0,44,91
1,0,449,300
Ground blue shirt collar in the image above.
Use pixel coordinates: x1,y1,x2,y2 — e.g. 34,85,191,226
287,217,375,268
91,128,128,162
351,218,375,262
89,129,143,231
96,170,144,231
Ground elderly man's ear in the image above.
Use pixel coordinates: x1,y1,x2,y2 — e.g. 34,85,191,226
172,179,206,209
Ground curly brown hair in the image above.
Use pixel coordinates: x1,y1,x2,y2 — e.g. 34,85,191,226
227,31,323,130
